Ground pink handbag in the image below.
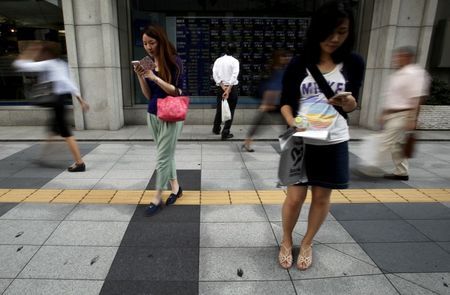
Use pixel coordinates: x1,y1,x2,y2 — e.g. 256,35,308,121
157,96,190,122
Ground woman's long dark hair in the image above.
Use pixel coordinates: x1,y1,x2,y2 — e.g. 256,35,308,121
141,25,180,84
304,0,355,64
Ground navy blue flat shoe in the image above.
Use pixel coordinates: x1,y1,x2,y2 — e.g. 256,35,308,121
144,201,162,216
166,187,183,206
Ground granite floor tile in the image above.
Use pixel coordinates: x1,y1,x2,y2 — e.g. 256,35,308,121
105,246,198,281
330,204,400,220
293,275,398,295
0,220,59,245
289,243,381,280
385,272,450,295
120,222,199,247
131,205,200,223
65,204,136,221
0,203,75,220
0,203,17,218
18,246,118,279
383,203,450,220
199,247,290,281
339,220,430,242
146,170,201,190
199,281,296,295
0,245,39,278
201,205,266,222
41,178,99,190
3,279,104,295
45,221,129,246
94,178,149,190
438,242,450,253
360,242,450,273
407,220,450,241
0,279,12,294
0,178,51,189
201,178,254,190
200,222,277,247
100,280,198,295
264,204,336,222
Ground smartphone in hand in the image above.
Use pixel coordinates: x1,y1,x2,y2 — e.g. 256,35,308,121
140,56,155,71
330,91,352,101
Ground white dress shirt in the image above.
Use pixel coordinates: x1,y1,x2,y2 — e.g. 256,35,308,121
13,59,81,97
212,54,239,86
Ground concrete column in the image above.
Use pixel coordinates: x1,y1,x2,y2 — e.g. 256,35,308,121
359,0,438,129
62,0,124,130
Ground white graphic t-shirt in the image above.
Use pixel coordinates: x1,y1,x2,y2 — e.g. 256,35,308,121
297,63,349,145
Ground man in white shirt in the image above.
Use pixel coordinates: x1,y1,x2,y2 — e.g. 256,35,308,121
379,46,430,180
212,43,240,140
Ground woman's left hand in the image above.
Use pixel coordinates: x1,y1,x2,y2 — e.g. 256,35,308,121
329,94,357,112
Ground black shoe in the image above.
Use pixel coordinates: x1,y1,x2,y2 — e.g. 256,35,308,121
221,133,234,140
166,187,183,206
383,173,409,181
144,201,162,216
242,144,255,152
212,127,221,135
67,162,86,172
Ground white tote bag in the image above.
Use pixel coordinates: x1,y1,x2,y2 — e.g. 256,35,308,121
221,100,232,122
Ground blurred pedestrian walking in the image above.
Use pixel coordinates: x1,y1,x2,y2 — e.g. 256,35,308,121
212,43,240,140
13,42,89,172
278,0,365,270
133,25,185,216
377,46,430,181
242,49,292,152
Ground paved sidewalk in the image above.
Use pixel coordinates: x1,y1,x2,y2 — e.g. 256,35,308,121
0,138,449,294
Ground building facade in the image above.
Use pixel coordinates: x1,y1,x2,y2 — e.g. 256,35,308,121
0,0,447,130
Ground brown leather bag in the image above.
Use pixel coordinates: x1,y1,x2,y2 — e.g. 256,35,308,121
403,132,416,158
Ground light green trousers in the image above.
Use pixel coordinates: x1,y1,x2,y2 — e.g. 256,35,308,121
147,113,183,190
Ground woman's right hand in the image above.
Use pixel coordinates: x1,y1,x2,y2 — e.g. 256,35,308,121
133,64,146,78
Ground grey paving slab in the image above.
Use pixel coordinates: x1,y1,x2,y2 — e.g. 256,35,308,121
0,203,17,218
407,178,450,188
384,203,450,220
65,204,136,221
271,221,355,244
54,169,111,179
199,247,291,281
10,167,64,178
100,281,198,295
289,243,382,280
438,242,450,253
202,178,255,190
360,242,450,273
102,169,153,179
386,273,450,295
0,279,12,294
93,178,149,190
407,220,450,241
0,203,75,220
293,275,399,295
330,204,400,221
201,169,249,179
200,222,278,247
0,177,51,189
253,180,282,190
263,204,336,222
3,279,104,295
41,178,99,190
0,220,59,245
201,161,246,170
201,205,267,222
244,161,280,170
132,205,200,223
45,221,129,246
18,246,117,280
325,243,379,266
0,245,39,278
248,169,278,180
147,170,201,190
120,222,199,247
105,246,198,281
199,281,296,295
338,220,430,242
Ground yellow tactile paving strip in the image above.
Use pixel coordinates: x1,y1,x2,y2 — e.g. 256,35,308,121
0,188,450,205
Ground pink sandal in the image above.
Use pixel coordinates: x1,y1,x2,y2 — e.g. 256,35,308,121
297,244,313,270
278,244,293,269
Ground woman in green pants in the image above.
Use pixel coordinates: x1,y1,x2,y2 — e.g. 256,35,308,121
133,25,185,215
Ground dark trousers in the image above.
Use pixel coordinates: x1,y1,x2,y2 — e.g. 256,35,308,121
213,86,238,135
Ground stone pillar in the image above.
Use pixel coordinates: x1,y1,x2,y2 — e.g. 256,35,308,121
62,0,124,130
359,0,438,129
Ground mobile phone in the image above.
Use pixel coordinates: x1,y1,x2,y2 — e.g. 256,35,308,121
140,56,155,71
131,60,140,67
330,91,352,100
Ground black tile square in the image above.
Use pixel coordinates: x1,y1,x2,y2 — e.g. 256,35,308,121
348,179,411,189
360,242,450,273
0,178,50,189
105,246,199,281
408,220,450,242
339,220,430,242
146,170,201,190
131,205,200,223
330,204,400,220
121,222,199,247
100,280,198,295
438,242,450,254
0,203,17,217
384,203,450,220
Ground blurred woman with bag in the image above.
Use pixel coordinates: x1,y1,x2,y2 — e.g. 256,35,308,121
13,42,89,172
133,25,186,216
278,1,365,270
